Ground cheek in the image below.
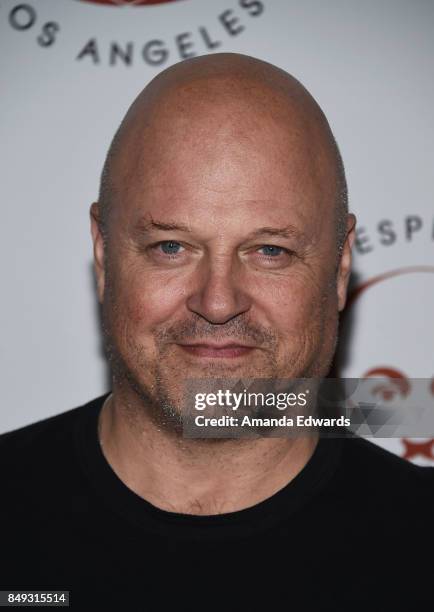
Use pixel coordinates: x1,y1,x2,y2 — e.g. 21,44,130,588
259,272,332,334
109,265,187,331
263,274,338,374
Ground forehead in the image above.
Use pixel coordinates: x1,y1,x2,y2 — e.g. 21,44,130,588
109,81,337,235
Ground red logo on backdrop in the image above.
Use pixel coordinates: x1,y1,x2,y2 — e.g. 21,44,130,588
78,0,181,5
336,266,434,463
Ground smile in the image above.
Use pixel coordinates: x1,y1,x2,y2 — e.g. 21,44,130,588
177,343,256,359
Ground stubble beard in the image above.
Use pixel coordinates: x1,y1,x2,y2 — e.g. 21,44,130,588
101,310,291,434
101,309,338,437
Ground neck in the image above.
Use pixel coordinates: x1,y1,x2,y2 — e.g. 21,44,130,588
98,389,319,516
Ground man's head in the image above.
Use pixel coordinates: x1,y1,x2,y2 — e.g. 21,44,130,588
90,52,356,430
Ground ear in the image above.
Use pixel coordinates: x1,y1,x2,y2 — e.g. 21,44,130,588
90,202,105,304
337,213,356,312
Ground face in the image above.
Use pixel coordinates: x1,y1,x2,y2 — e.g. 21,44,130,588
91,88,354,428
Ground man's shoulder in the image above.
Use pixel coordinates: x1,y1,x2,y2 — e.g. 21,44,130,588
0,394,106,468
0,394,107,524
342,434,432,473
336,434,434,506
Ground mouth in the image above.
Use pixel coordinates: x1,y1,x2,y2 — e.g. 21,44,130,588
177,342,256,359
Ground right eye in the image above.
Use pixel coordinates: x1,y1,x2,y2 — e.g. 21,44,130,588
151,241,185,257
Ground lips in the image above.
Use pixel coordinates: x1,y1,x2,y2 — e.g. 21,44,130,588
177,343,255,359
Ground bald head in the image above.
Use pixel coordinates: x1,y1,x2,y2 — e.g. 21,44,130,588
97,53,347,254
91,53,356,421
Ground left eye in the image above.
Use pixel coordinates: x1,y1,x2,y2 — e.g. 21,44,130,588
158,241,184,255
258,245,287,257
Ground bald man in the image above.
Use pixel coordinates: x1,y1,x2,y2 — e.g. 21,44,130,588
1,54,433,610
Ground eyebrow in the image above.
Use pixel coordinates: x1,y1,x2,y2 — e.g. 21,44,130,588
247,226,305,240
135,220,191,233
133,219,306,241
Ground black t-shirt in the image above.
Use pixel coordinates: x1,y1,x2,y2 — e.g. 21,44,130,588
1,393,433,611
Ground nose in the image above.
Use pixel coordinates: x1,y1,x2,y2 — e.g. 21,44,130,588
186,257,252,324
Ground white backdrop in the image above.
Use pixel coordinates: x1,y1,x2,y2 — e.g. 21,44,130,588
1,0,433,464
